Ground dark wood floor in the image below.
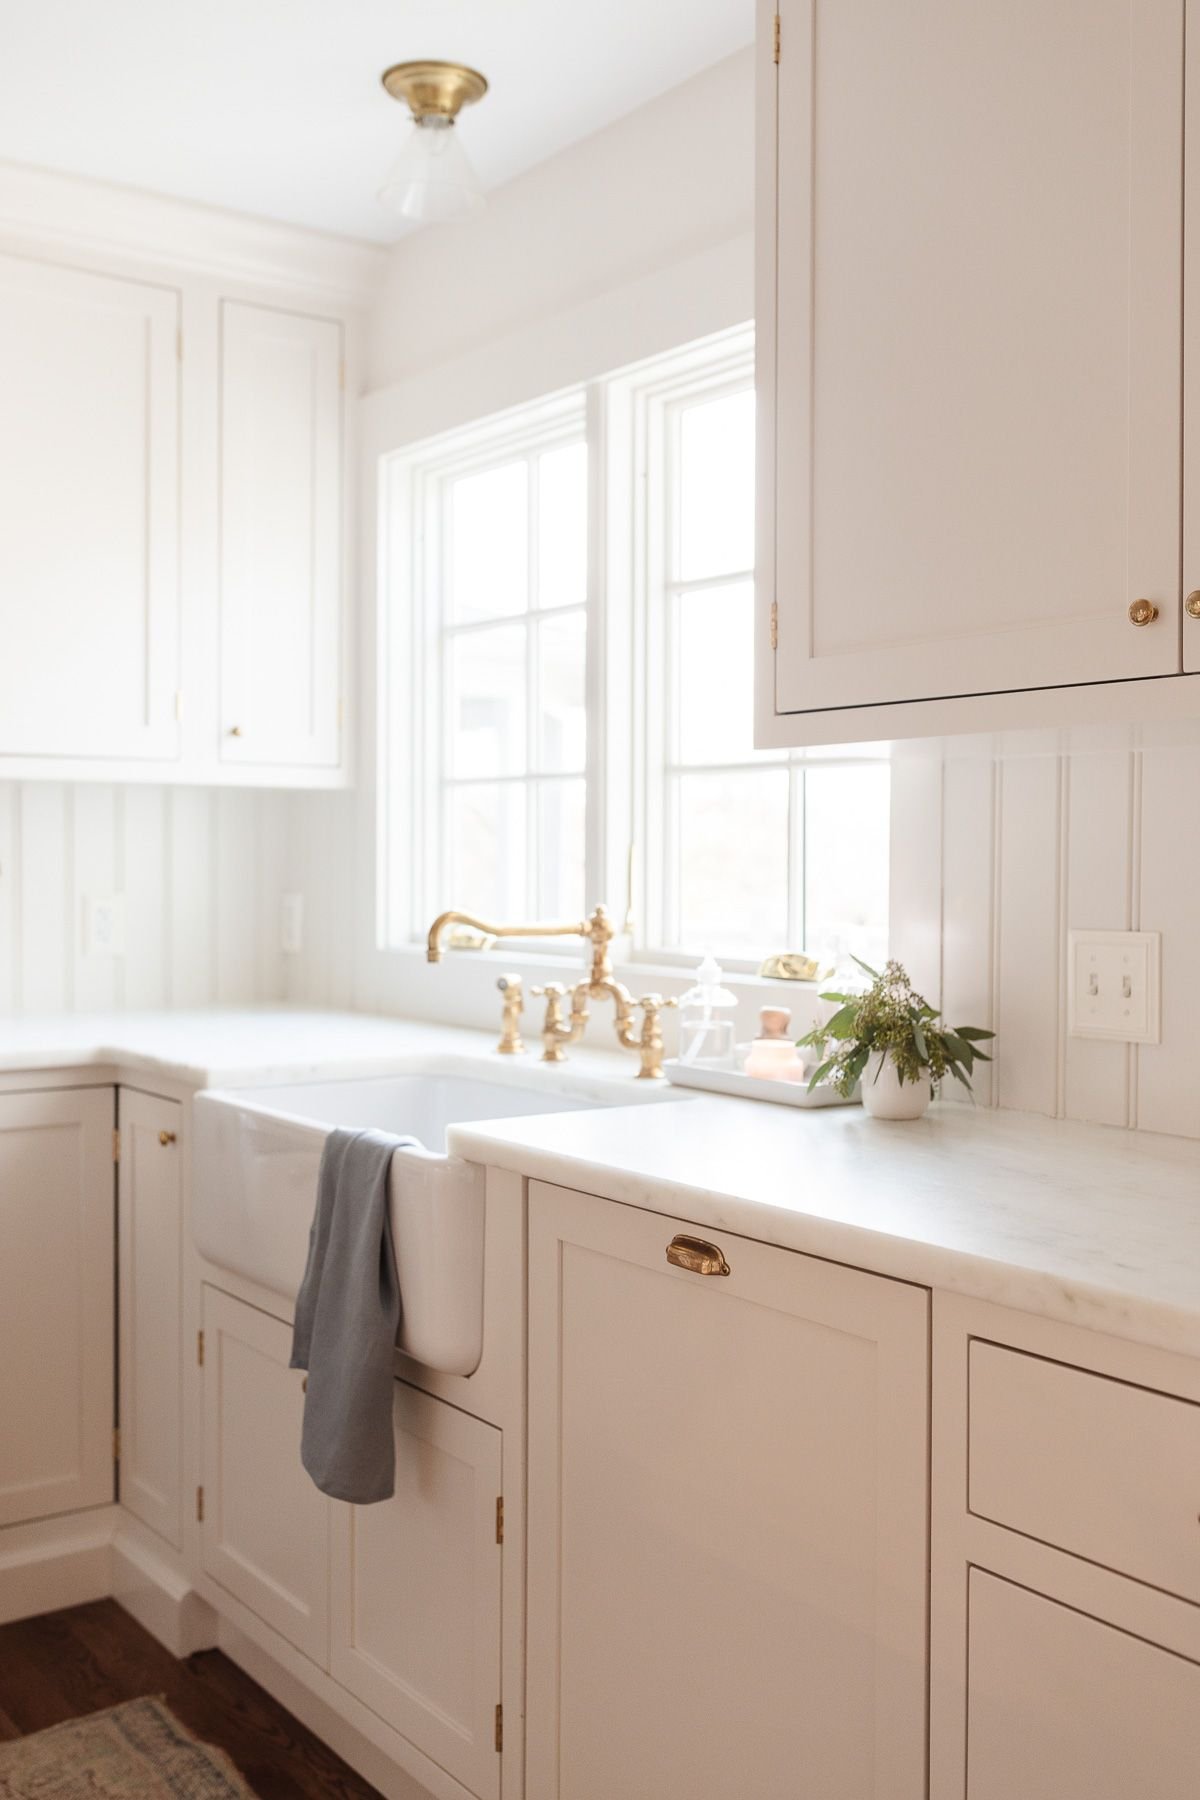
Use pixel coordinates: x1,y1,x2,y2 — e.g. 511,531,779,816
0,1600,383,1799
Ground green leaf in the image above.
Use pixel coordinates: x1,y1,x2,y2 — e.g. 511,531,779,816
850,955,881,980
825,1005,860,1040
954,1025,995,1042
912,1018,928,1062
806,1057,835,1093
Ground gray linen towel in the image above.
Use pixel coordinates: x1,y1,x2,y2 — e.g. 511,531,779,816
289,1126,415,1504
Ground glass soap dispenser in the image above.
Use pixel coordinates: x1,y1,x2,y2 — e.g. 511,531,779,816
678,955,738,1070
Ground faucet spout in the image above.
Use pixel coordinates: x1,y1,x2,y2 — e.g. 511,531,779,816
426,909,589,964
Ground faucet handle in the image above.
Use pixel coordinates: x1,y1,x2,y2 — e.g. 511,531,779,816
533,983,572,1065
633,993,678,1081
531,981,567,999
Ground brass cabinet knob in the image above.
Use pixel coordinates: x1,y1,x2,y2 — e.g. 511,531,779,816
1128,598,1159,626
159,1130,177,1146
666,1234,731,1278
229,725,243,737
1186,591,1200,620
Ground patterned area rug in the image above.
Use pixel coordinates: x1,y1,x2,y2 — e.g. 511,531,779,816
0,1696,255,1797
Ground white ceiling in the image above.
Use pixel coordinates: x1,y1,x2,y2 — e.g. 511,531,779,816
0,1,754,243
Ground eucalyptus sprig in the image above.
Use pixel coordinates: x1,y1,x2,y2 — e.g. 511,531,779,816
797,958,994,1099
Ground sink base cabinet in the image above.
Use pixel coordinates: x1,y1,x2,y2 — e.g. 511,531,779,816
331,1384,502,1800
526,1181,930,1800
200,1286,330,1666
0,1087,115,1528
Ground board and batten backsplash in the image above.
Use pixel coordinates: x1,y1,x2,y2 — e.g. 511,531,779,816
889,739,1200,1141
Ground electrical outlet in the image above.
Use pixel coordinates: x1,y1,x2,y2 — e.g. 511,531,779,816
281,892,304,956
83,894,126,959
1067,930,1161,1044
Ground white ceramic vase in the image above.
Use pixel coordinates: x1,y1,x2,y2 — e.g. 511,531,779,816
860,1051,932,1120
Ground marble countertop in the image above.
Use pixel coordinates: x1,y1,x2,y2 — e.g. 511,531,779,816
451,1094,1200,1359
0,1007,672,1099
2,1006,1197,1357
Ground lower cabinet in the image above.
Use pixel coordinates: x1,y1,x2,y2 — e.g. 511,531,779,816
526,1181,930,1800
967,1571,1200,1800
200,1285,504,1798
117,1090,183,1546
331,1383,503,1800
200,1286,330,1665
0,1086,114,1527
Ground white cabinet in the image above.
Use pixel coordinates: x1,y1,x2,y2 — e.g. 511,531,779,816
218,300,343,771
0,1087,114,1526
117,1090,183,1548
331,1381,503,1800
526,1182,929,1800
967,1571,1200,1800
199,1285,330,1665
0,255,181,761
760,0,1192,739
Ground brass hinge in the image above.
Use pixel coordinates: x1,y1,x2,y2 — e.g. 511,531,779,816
112,1128,121,1164
197,1330,205,1368
112,1428,121,1462
769,599,779,650
196,1485,205,1523
773,12,781,61
174,690,184,722
495,1496,504,1545
494,1704,503,1753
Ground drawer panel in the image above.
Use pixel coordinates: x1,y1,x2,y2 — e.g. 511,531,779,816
969,1340,1200,1605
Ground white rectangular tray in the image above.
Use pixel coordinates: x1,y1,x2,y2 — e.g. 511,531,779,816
663,1060,861,1108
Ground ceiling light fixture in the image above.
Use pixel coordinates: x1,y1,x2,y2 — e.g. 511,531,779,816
378,61,489,225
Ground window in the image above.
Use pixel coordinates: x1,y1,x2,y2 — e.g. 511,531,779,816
381,329,889,971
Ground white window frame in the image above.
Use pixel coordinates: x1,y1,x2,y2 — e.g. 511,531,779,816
378,326,889,975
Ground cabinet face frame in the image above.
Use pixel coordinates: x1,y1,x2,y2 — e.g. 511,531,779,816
526,1180,930,1800
756,0,1191,745
0,1085,115,1527
0,253,182,763
930,1291,1200,1800
117,1089,183,1547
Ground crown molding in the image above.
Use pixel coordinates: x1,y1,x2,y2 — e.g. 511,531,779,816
0,159,385,307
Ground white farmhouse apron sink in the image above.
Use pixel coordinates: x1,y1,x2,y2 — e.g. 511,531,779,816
192,1066,609,1378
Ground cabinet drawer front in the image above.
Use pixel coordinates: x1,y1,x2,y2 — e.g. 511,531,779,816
969,1340,1200,1602
967,1570,1200,1800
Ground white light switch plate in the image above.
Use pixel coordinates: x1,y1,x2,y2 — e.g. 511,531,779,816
1067,929,1161,1044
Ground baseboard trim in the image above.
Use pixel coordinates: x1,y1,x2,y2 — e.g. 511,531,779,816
111,1520,218,1658
0,1507,118,1627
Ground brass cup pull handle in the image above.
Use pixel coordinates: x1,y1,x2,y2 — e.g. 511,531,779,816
158,1130,177,1146
1186,591,1200,620
666,1234,731,1278
1128,598,1159,626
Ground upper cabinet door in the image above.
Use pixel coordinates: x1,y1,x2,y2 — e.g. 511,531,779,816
0,256,181,759
218,301,343,769
766,0,1184,716
1183,15,1200,674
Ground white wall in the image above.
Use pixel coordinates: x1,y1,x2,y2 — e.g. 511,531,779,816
365,49,755,397
889,730,1200,1141
340,48,759,1036
0,783,294,1014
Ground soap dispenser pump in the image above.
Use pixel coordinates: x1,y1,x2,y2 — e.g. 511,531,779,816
678,954,738,1069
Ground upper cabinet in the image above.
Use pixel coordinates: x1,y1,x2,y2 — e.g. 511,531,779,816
0,214,361,787
758,0,1200,744
218,302,343,771
0,257,181,762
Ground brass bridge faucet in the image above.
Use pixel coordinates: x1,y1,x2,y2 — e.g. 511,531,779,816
426,904,676,1077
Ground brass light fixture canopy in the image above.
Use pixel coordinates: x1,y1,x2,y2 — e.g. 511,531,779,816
380,61,489,122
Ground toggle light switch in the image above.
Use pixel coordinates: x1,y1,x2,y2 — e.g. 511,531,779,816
1067,930,1161,1044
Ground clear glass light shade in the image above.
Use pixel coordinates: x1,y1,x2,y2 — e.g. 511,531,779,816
378,119,485,223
